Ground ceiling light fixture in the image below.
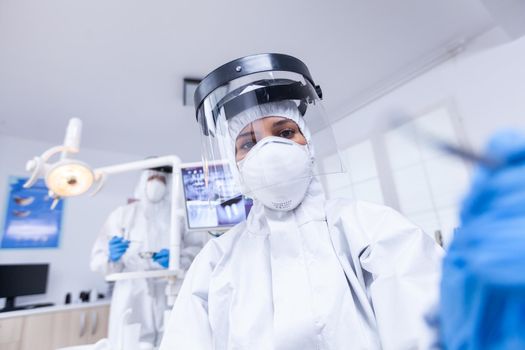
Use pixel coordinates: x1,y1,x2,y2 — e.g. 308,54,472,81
183,78,201,106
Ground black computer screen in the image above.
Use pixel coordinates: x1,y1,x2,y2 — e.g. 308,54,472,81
0,264,49,298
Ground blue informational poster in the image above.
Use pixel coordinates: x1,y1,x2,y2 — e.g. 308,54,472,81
1,177,64,249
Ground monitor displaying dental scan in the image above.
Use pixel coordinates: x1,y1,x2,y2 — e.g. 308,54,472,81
181,162,253,231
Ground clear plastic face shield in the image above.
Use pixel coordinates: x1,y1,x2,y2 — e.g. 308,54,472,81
194,54,344,210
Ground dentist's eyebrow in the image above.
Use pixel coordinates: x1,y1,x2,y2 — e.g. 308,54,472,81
237,130,256,140
272,119,295,128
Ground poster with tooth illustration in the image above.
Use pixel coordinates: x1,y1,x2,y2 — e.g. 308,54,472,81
1,177,64,248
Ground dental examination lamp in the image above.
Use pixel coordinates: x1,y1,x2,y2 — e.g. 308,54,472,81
24,118,94,207
23,118,184,306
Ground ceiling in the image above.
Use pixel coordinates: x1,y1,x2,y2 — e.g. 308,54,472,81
0,0,494,161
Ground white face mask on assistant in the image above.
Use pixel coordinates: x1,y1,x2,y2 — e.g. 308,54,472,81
145,178,167,203
238,136,314,211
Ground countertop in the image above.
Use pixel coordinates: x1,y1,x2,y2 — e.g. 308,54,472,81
0,300,111,319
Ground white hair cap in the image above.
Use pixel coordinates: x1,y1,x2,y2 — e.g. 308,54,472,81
227,100,312,144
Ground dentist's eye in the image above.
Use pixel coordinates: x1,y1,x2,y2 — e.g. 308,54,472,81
279,129,295,139
240,141,256,150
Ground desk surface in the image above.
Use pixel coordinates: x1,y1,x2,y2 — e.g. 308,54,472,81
0,300,111,319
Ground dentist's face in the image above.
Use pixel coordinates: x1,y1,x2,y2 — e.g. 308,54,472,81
235,117,306,161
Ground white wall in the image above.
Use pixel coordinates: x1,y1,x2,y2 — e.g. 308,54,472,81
0,134,142,307
320,28,525,243
331,28,525,151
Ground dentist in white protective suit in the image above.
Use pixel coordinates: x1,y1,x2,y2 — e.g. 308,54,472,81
160,53,443,350
91,166,206,347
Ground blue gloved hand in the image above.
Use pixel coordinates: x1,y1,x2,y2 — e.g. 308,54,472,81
440,129,525,350
460,130,525,225
108,236,130,262
153,248,170,269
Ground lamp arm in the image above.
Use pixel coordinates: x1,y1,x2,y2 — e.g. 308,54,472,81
41,145,77,163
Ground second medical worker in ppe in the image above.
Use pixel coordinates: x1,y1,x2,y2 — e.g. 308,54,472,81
91,166,206,347
160,53,443,349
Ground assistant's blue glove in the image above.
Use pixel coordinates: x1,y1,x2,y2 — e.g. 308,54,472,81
108,236,130,262
440,130,525,350
153,248,170,268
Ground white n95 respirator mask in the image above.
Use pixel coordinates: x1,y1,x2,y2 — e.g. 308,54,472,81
238,137,314,211
145,179,166,203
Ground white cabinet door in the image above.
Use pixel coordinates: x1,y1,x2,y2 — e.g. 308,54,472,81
19,314,54,350
53,308,103,347
0,317,23,344
69,310,93,345
51,309,74,349
88,306,109,343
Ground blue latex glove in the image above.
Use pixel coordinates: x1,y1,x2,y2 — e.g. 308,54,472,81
153,248,170,268
440,130,525,350
108,236,130,262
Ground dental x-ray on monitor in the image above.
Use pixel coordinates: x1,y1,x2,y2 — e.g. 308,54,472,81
180,162,252,231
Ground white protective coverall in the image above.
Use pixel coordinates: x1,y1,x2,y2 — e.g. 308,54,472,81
90,169,206,347
160,176,443,349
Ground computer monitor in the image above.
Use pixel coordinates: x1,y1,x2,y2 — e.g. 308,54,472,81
180,162,253,231
0,264,49,311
